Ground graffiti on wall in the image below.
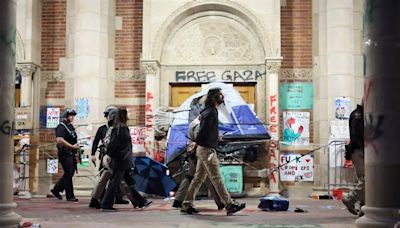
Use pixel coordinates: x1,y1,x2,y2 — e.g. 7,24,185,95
175,70,266,82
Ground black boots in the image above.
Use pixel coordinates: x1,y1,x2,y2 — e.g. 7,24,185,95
89,198,101,209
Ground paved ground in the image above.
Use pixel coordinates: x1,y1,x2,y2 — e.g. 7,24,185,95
16,197,359,228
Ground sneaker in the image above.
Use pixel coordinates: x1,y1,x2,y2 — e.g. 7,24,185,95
137,199,153,209
217,203,225,210
226,202,246,216
172,200,182,209
115,199,129,204
89,198,101,209
66,198,79,202
50,189,62,200
181,205,199,214
342,198,359,215
102,207,118,212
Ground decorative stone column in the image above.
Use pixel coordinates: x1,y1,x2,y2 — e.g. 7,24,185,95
266,58,282,196
17,63,37,107
142,60,160,159
356,0,400,227
0,0,22,227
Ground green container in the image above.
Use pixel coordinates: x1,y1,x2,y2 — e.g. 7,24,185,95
220,165,243,194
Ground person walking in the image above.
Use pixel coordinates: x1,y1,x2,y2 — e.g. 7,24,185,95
88,105,131,208
343,102,365,216
101,108,152,212
50,108,80,202
181,88,246,215
173,117,224,210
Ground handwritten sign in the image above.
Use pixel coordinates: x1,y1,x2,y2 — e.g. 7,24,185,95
47,158,58,174
46,107,60,128
15,107,32,129
279,153,314,181
279,82,313,110
283,112,310,146
130,127,146,153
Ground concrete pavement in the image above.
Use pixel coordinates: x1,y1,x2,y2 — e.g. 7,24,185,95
16,197,359,228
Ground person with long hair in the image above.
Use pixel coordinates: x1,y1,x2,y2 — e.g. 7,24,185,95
101,108,152,212
181,88,246,215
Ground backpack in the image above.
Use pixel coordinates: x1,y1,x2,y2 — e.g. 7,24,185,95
101,126,114,170
188,116,200,142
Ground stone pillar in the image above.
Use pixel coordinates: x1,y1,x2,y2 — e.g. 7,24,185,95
0,0,22,227
356,1,400,227
312,0,364,194
142,60,160,158
17,63,37,107
266,59,281,196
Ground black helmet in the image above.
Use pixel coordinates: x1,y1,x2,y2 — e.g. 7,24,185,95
61,108,77,118
107,108,118,122
104,105,118,117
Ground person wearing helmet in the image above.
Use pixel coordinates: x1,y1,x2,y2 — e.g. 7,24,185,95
89,105,130,208
51,108,80,202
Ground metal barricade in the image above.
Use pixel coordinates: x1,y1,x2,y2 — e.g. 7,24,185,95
326,140,357,197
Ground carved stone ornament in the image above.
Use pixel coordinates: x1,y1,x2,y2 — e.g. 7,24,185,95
281,68,313,80
266,62,281,74
115,70,145,81
142,62,160,75
17,63,37,78
41,71,64,81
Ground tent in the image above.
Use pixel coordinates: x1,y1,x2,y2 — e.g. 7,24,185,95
166,82,270,163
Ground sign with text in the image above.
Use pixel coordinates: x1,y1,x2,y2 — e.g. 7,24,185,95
15,107,32,130
279,82,313,110
46,107,60,128
282,111,310,146
279,153,314,182
129,126,146,153
175,69,266,82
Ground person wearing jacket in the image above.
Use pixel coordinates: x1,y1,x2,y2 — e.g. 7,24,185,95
50,108,80,202
101,108,152,212
89,106,130,208
181,88,246,215
343,103,365,216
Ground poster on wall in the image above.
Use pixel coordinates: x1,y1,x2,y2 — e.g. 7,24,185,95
47,158,58,174
46,107,60,128
279,82,313,110
129,127,146,153
279,152,314,181
75,98,89,119
282,112,310,146
335,97,351,120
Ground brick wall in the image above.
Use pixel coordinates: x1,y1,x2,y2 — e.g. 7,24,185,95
45,81,65,99
115,0,143,71
41,0,66,71
115,80,145,98
115,0,145,125
281,0,312,69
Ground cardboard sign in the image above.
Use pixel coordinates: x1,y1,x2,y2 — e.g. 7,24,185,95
279,153,314,182
129,127,146,153
15,107,32,130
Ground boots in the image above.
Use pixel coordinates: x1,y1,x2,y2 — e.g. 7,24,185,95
89,198,101,209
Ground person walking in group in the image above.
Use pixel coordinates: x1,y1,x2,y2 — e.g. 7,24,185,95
343,102,365,216
51,108,80,202
173,117,224,210
101,108,152,212
180,88,246,215
89,105,131,208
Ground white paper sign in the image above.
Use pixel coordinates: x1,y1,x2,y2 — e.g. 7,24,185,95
279,153,314,182
46,108,60,128
47,158,58,174
282,112,310,146
129,127,146,153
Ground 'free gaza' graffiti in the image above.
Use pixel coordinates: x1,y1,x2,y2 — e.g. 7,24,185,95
175,70,266,82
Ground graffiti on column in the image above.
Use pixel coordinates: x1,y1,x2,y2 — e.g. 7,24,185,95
364,81,384,154
269,94,278,183
0,120,16,136
145,92,154,157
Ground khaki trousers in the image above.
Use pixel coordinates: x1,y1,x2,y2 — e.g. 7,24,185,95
183,146,233,207
346,149,365,204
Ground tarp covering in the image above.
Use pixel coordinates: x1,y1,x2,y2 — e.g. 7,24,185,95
166,82,270,163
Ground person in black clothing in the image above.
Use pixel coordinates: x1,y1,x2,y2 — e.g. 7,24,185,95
101,108,152,212
181,88,246,215
51,108,80,202
343,103,365,216
88,105,129,208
